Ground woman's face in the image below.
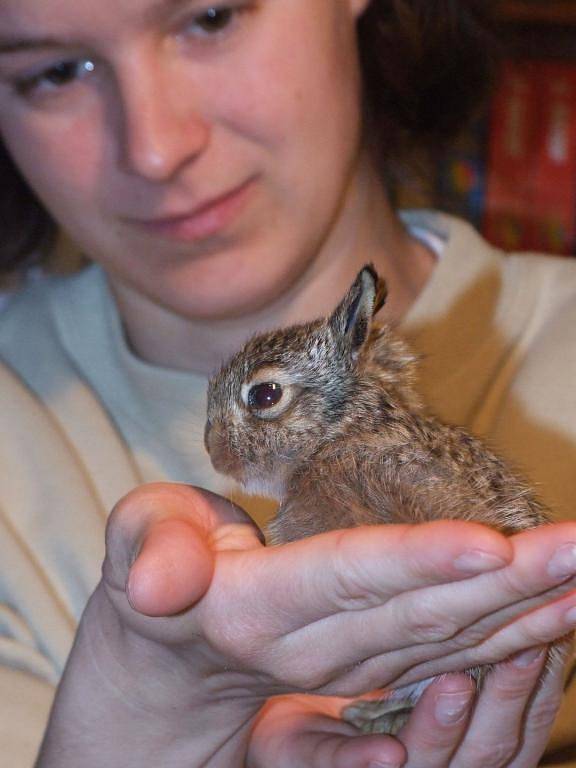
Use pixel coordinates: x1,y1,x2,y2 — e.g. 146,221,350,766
0,0,369,320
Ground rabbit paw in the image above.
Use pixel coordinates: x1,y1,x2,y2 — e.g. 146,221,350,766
342,696,413,735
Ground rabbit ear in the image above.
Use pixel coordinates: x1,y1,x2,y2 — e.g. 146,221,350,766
330,265,388,354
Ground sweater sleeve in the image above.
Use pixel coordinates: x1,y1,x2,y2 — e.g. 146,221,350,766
0,360,108,768
0,511,72,766
0,666,54,765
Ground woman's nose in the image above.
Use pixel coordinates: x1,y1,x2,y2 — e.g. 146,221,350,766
117,59,211,182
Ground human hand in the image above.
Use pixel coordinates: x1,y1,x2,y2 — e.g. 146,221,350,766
109,486,576,701
395,640,569,768
247,640,569,768
38,483,576,767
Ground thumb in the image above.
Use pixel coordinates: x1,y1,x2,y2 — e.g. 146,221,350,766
127,517,215,616
103,482,260,618
248,695,406,768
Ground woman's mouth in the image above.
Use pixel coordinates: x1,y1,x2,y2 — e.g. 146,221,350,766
130,177,256,242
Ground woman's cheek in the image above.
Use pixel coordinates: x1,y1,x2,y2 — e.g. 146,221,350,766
4,109,108,226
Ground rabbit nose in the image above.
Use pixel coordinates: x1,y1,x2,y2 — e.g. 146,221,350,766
205,419,221,459
205,423,244,480
204,418,212,450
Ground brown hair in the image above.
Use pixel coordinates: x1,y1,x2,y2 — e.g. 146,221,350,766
0,0,498,274
358,0,499,182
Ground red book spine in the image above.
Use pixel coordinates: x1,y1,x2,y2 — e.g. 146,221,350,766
528,62,576,255
484,60,576,255
484,60,540,251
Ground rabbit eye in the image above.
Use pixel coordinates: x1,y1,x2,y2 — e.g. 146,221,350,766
248,382,283,410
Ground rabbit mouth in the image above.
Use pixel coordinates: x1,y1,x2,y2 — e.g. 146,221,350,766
210,453,284,500
209,450,246,484
205,426,285,498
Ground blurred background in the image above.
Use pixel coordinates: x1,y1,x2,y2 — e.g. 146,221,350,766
400,0,576,257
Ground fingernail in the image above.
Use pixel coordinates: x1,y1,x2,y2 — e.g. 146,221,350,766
435,690,473,725
368,762,402,768
548,543,576,580
512,646,546,668
453,549,508,574
564,606,576,626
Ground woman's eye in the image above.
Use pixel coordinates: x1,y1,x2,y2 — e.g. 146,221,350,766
182,3,256,40
194,7,235,34
248,382,283,410
13,58,95,98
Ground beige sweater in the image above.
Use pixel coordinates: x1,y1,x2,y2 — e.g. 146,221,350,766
1,213,575,765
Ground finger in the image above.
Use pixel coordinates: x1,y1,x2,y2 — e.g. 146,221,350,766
258,520,512,632
262,571,574,698
466,593,576,668
398,673,475,767
312,526,576,693
228,517,571,633
204,521,511,691
386,524,576,662
508,638,572,768
247,695,407,768
385,591,576,691
104,484,254,576
127,517,215,615
269,516,575,638
449,647,548,768
103,483,261,614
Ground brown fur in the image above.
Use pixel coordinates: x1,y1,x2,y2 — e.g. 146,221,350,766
206,265,559,734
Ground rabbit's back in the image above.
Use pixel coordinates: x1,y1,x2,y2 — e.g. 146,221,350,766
268,410,550,544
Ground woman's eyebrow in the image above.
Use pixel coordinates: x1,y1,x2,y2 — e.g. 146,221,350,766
142,0,203,27
0,36,67,56
0,0,202,57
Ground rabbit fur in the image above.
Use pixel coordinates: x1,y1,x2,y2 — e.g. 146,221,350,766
205,265,555,734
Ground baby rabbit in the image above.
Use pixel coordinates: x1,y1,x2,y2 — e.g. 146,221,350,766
205,265,552,734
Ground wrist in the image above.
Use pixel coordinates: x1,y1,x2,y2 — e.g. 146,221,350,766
37,584,262,767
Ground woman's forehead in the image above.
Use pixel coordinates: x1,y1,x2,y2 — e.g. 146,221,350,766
0,0,201,37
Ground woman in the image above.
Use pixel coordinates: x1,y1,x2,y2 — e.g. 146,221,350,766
0,0,575,765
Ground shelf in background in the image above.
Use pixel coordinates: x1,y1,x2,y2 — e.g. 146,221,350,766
496,2,576,60
397,0,576,255
498,1,576,26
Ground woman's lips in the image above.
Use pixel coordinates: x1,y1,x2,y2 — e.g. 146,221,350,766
132,178,255,241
